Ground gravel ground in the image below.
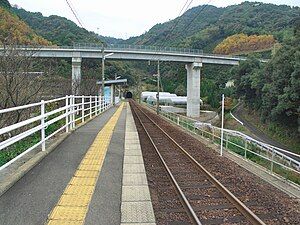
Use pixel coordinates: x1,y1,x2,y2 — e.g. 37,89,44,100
132,101,300,225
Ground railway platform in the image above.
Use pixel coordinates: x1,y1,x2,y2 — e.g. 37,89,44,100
0,102,156,225
0,100,299,225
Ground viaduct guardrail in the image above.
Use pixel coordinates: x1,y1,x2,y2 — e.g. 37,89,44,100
0,44,248,65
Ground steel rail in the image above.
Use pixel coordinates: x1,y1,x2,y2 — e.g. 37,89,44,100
131,102,202,225
131,100,266,225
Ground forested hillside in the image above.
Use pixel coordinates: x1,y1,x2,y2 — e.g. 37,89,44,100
0,6,50,45
12,7,122,46
125,2,299,52
126,2,299,107
12,8,102,46
1,0,299,147
0,0,11,9
231,22,300,147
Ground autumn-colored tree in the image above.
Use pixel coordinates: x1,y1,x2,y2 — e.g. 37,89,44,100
213,34,276,55
0,7,50,45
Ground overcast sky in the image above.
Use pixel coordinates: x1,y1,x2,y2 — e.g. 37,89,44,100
9,0,300,39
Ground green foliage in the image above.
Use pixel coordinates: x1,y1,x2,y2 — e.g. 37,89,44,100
125,2,299,110
12,8,103,46
232,24,300,132
0,7,50,45
0,0,11,9
0,133,40,166
125,2,299,52
201,79,219,108
0,109,65,167
174,84,186,96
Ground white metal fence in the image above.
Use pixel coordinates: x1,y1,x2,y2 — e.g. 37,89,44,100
144,103,300,184
0,95,112,171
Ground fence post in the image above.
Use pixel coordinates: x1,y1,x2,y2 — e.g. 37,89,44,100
212,127,215,143
81,96,85,123
72,95,75,129
96,96,98,115
41,100,46,151
95,96,97,115
65,95,69,133
177,116,179,125
100,95,103,113
220,94,225,156
89,96,92,118
271,149,274,173
225,133,228,149
244,140,248,159
98,95,101,114
95,96,97,116
74,95,76,129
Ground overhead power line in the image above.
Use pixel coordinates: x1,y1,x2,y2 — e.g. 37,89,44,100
161,0,194,47
170,0,213,44
66,0,84,28
68,0,85,27
147,0,195,62
184,0,213,32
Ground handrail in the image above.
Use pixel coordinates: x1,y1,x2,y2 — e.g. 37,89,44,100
143,103,300,176
0,95,113,171
162,107,300,163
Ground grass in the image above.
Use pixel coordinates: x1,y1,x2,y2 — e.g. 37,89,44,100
0,133,41,167
241,108,300,154
225,112,252,135
0,112,66,167
273,164,300,185
227,137,300,185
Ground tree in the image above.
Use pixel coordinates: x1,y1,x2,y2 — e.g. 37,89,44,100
231,56,263,109
0,7,50,46
174,84,186,96
213,33,276,55
0,45,44,133
231,20,300,131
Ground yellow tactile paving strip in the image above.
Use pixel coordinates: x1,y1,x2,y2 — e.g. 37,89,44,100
46,103,124,225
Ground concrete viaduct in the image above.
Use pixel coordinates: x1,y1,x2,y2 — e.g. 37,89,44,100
1,45,244,117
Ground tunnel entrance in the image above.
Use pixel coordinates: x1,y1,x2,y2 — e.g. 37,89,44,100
125,91,133,98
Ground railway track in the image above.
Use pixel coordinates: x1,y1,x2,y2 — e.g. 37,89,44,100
130,100,266,225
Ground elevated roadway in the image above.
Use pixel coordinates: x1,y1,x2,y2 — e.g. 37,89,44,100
3,44,243,65
0,44,246,118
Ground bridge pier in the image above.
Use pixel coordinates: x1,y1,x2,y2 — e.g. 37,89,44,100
72,57,82,95
186,62,202,118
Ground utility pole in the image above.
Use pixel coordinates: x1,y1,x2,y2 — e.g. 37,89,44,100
101,44,105,100
156,60,160,115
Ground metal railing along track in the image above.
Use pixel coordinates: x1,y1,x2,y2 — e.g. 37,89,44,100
131,100,266,225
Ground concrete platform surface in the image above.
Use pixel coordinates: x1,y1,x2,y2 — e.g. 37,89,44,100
0,102,157,225
121,103,156,225
0,106,120,225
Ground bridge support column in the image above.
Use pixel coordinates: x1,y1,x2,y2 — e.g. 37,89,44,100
72,57,82,95
186,62,202,118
